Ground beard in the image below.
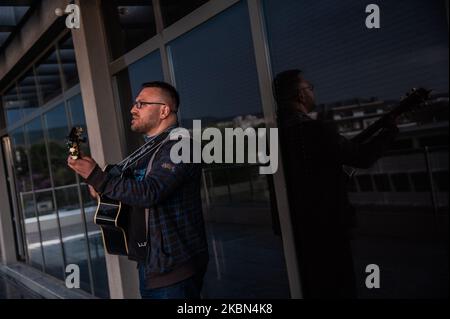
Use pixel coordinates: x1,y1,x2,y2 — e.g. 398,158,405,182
131,115,156,133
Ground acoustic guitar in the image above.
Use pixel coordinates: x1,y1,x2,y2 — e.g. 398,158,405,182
67,126,170,256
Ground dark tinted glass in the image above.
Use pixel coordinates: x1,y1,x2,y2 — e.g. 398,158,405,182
2,85,22,126
35,49,63,105
58,35,79,89
26,117,51,190
44,104,75,187
102,0,157,59
160,0,209,27
17,70,39,115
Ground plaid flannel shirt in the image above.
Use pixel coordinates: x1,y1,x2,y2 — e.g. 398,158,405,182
86,129,208,286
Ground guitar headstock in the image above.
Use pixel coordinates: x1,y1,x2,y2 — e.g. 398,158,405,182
397,88,432,115
67,126,85,160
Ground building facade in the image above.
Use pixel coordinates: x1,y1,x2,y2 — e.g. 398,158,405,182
0,0,448,299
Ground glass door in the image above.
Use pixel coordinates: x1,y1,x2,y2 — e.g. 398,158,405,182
1,135,27,262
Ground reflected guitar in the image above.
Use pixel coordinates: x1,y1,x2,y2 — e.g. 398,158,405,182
67,126,131,256
343,87,432,178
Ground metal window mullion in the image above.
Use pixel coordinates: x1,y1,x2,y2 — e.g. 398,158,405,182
3,81,20,125
153,0,176,87
55,42,68,93
66,100,96,296
0,30,70,96
2,136,28,261
18,193,30,264
33,64,44,108
164,45,182,121
246,0,303,299
109,0,240,76
23,123,46,273
152,0,164,33
3,86,81,135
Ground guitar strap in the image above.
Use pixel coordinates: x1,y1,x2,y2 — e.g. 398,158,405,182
117,127,174,173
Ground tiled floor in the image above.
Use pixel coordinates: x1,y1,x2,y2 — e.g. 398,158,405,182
1,222,447,299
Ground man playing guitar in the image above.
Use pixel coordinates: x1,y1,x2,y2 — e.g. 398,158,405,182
68,81,208,299
273,69,428,299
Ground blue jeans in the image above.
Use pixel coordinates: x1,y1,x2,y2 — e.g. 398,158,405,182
138,264,204,299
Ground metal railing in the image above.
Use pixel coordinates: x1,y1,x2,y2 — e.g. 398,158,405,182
349,145,448,213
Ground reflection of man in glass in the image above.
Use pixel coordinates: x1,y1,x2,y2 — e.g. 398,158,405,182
273,70,399,298
68,81,208,299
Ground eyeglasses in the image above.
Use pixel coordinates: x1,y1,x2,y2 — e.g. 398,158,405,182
299,84,314,92
132,101,166,109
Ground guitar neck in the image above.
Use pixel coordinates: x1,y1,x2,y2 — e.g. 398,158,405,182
349,88,430,144
350,101,407,144
350,113,390,144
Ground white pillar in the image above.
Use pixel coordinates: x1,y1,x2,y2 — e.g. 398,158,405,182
0,141,18,265
72,0,139,299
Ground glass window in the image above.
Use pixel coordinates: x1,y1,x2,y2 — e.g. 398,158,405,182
20,193,45,270
58,35,79,90
44,104,76,187
34,190,65,280
10,127,32,193
128,50,163,98
102,0,157,59
25,117,51,190
2,33,108,295
68,94,110,298
80,184,110,298
3,85,22,126
17,70,39,115
264,0,448,104
160,0,210,28
35,48,63,105
55,186,92,293
169,5,263,126
168,2,290,298
116,50,164,156
264,0,448,298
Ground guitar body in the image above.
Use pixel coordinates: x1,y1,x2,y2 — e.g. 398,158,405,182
94,195,131,256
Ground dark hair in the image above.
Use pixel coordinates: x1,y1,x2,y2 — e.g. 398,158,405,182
272,69,302,105
141,81,180,110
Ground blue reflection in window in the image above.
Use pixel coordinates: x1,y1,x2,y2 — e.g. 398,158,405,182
128,50,164,99
68,94,86,127
264,0,449,103
6,109,23,126
3,86,23,126
168,1,263,127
